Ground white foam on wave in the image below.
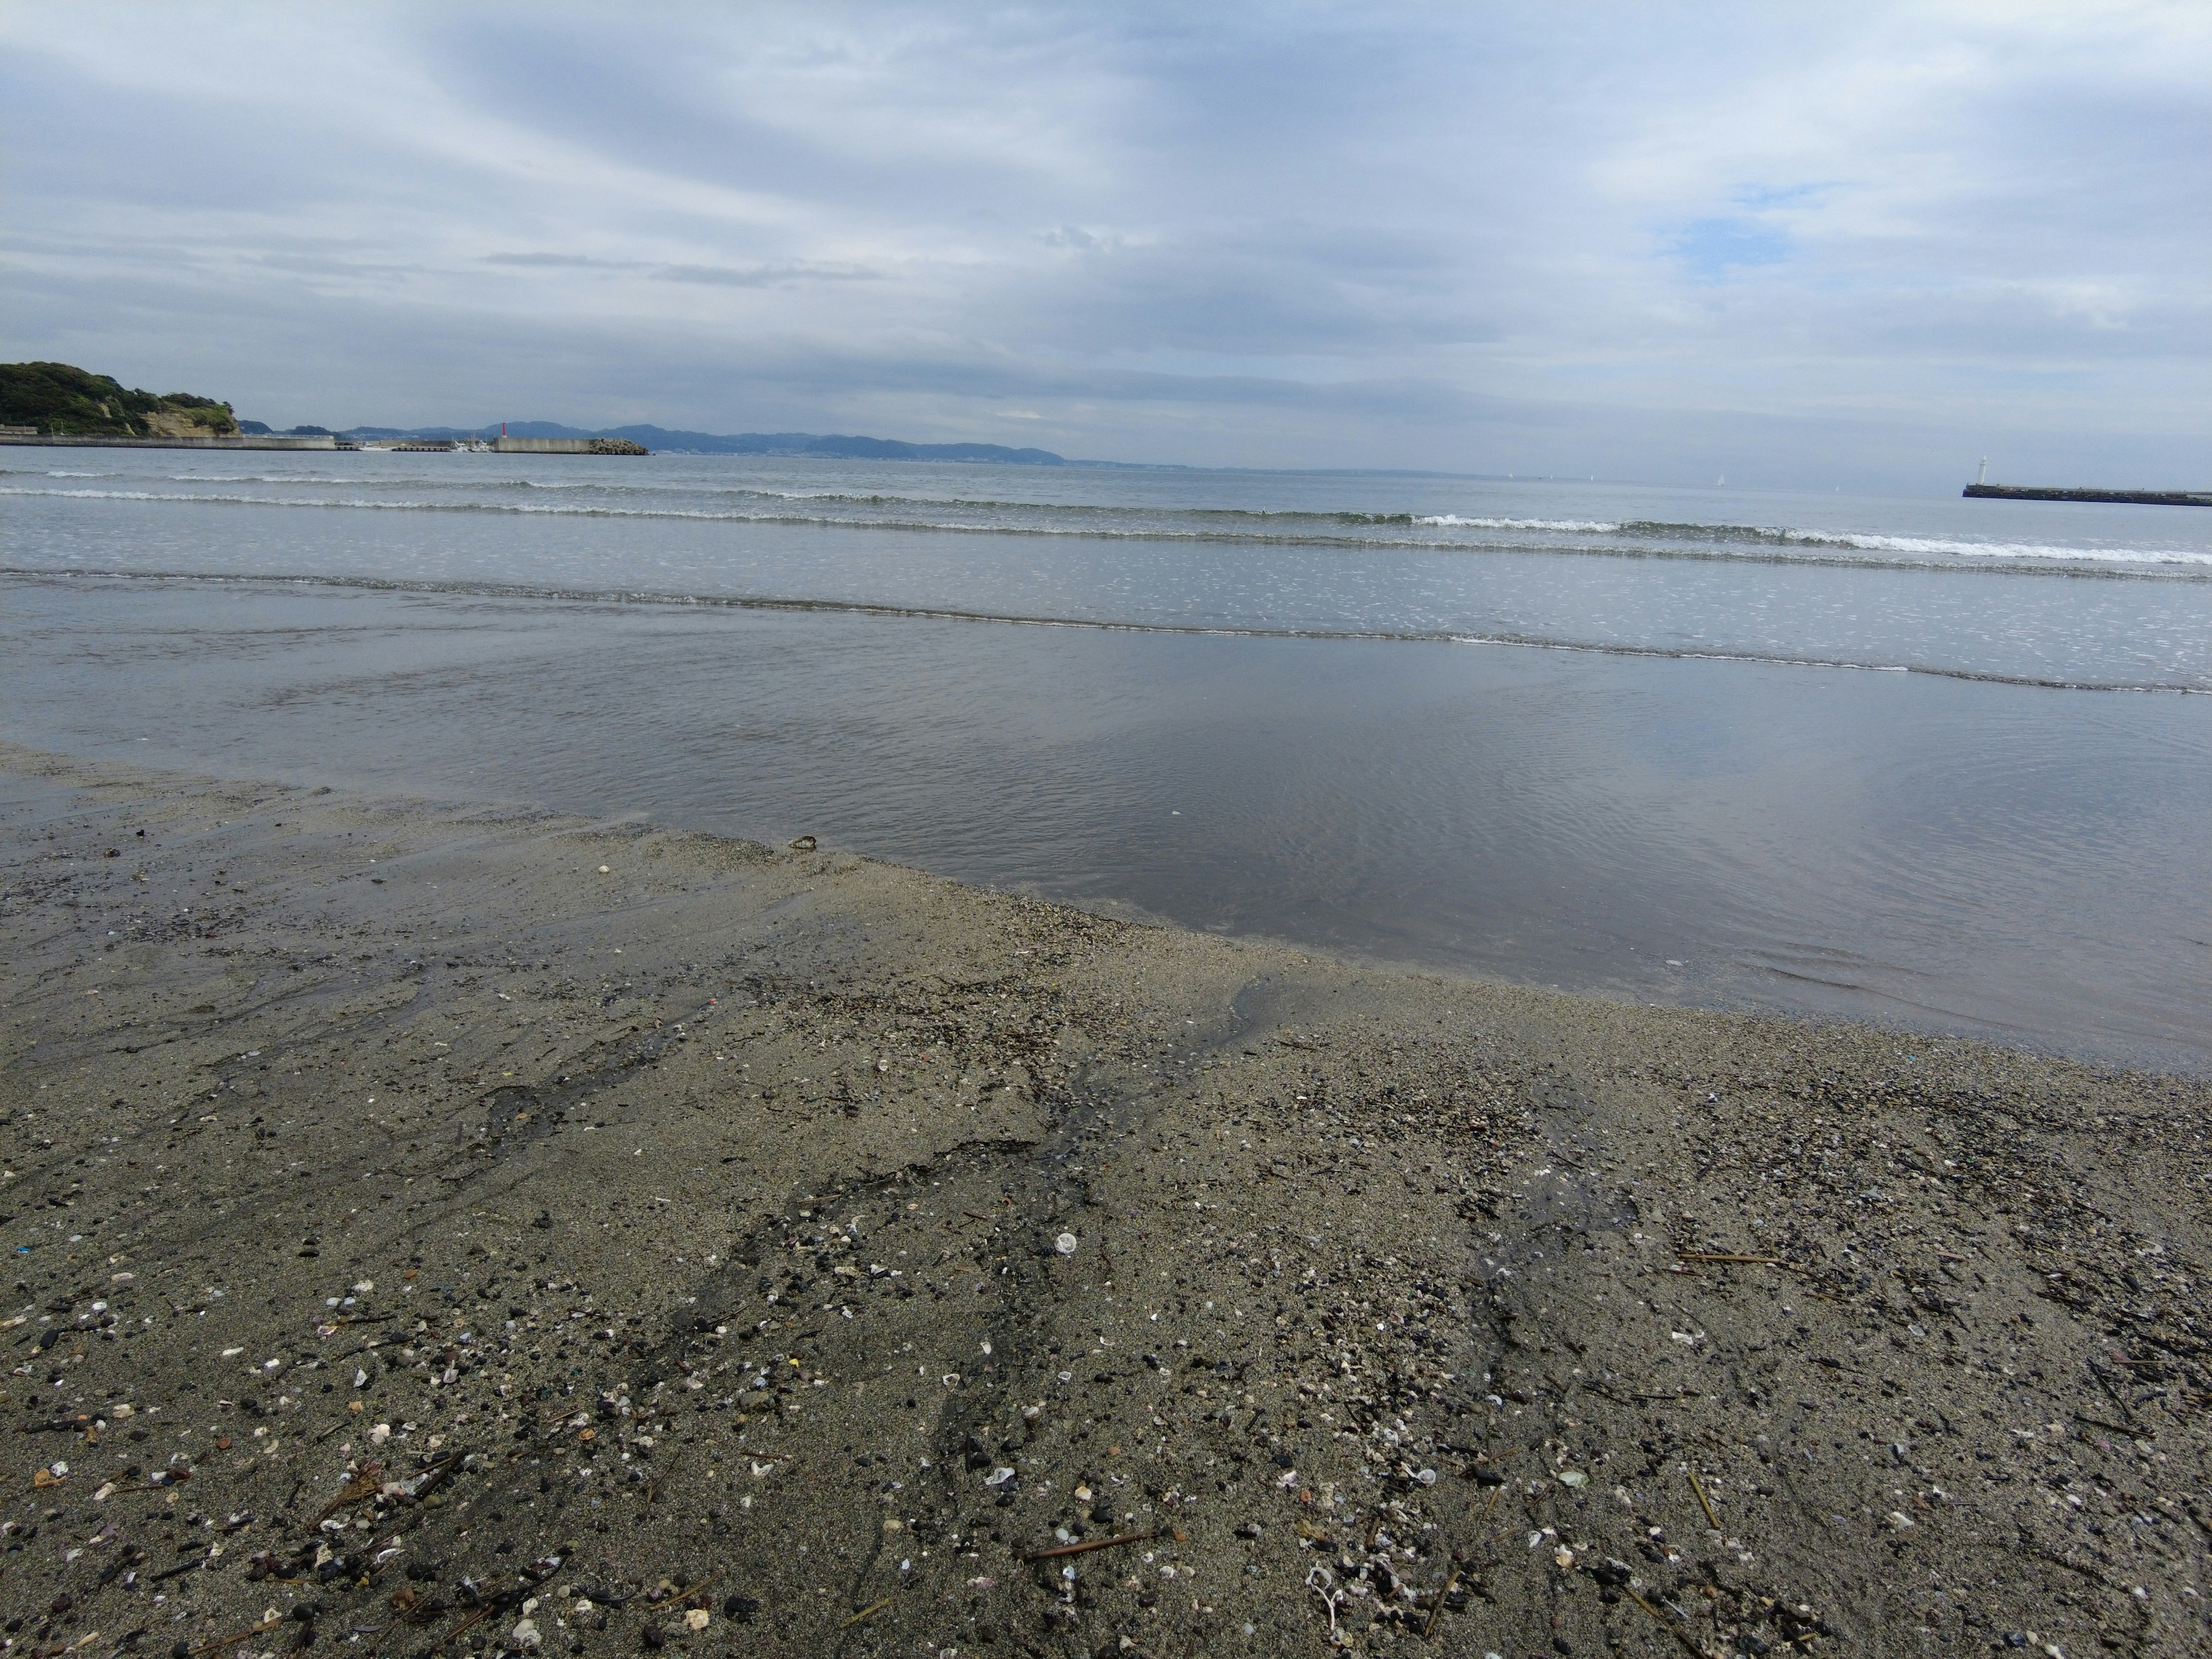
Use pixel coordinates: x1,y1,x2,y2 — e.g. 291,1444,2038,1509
1784,528,2212,566
3,486,176,502
1415,514,1621,532
0,486,431,511
10,483,2206,572
169,473,354,485
0,484,1039,530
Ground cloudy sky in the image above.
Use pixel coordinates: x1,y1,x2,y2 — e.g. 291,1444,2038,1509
3,2,2206,484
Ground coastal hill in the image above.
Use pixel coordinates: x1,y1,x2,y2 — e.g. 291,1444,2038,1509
320,419,1078,465
0,361,239,438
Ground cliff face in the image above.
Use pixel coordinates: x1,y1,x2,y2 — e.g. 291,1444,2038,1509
0,361,239,437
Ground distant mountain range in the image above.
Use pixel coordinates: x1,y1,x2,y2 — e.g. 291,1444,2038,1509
8,363,1119,464
236,417,1114,466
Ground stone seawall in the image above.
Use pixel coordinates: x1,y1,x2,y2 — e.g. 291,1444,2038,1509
1964,483,2210,506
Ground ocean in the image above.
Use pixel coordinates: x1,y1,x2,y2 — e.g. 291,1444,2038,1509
6,449,2209,1068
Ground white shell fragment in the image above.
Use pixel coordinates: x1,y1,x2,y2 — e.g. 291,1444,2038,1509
1054,1232,1078,1255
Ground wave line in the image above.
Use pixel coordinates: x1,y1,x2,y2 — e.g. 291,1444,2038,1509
4,563,2201,694
3,486,2204,579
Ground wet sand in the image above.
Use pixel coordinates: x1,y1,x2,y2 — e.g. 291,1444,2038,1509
1,742,2206,1657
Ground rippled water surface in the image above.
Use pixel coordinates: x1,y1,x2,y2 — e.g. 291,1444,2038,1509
6,450,2208,1067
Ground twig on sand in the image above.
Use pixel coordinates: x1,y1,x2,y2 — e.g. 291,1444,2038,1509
1422,1567,1460,1639
191,1616,287,1656
1676,1252,1783,1266
839,1594,896,1629
1472,1479,1508,1546
310,1463,384,1527
431,1604,496,1650
2073,1411,2137,1438
666,1569,721,1604
429,1551,571,1648
1623,1586,1714,1658
1020,1527,1161,1563
1688,1470,1721,1531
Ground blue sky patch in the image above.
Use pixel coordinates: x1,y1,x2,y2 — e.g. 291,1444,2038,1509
1734,182,1833,211
1667,217,1793,284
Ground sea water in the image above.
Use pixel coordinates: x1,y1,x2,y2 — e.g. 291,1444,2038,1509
6,450,2209,1067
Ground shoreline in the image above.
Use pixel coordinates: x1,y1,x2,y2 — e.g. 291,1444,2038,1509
2,743,2205,1656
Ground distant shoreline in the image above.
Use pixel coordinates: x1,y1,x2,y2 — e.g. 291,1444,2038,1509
0,429,1571,479
0,431,337,452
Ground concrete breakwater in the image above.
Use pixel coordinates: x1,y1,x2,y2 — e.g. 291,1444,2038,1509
493,434,650,454
1965,483,2211,506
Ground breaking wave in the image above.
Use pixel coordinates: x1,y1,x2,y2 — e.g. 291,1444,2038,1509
4,484,2206,575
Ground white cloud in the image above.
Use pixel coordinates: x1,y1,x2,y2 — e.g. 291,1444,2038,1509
2,0,2203,482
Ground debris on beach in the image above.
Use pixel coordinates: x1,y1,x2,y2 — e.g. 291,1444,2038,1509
2,759,2205,1657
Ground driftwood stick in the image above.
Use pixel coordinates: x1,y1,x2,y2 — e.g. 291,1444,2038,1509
839,1594,896,1629
1687,1470,1721,1531
1623,1586,1714,1658
192,1616,287,1657
1020,1527,1161,1563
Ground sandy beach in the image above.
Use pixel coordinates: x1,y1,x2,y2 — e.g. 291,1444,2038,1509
2,742,2206,1657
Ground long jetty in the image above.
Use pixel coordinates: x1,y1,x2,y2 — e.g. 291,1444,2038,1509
1965,483,2210,507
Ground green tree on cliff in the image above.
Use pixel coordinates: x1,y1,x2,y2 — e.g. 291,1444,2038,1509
0,361,240,437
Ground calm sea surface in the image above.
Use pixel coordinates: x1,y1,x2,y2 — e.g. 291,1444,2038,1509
6,450,2209,1067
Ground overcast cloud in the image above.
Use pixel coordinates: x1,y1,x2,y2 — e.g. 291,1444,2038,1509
3,1,2206,485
